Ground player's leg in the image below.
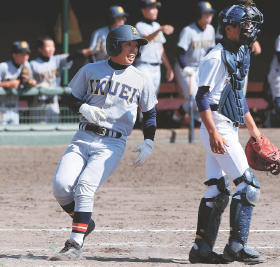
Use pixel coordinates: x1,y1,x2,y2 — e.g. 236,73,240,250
51,136,126,261
189,149,230,264
200,123,263,263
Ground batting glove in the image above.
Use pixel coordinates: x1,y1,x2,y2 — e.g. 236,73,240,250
132,139,154,166
182,66,194,77
79,103,106,124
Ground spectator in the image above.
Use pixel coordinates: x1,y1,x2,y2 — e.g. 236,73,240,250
135,0,174,96
80,6,128,63
30,36,73,123
0,41,36,125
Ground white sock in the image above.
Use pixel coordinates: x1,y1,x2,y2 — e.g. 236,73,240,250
70,232,84,246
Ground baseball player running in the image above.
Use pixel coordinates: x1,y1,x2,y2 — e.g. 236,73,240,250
30,36,73,123
80,6,128,63
135,0,174,96
49,25,157,261
172,1,215,126
188,4,264,264
0,41,36,125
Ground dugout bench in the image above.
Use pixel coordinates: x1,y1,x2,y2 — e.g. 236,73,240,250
156,81,269,127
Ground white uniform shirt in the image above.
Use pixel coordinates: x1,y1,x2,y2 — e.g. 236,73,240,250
0,60,32,108
88,26,110,62
69,60,157,136
178,22,215,67
30,54,72,88
135,21,166,64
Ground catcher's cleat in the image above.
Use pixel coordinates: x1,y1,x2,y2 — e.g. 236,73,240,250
83,218,95,242
223,244,265,264
189,246,229,264
49,239,83,261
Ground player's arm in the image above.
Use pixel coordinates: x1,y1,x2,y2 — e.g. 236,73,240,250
244,110,261,139
161,46,174,82
0,79,20,89
196,86,228,154
141,25,174,42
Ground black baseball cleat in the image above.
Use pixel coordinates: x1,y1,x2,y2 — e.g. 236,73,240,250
83,218,95,242
223,244,265,264
189,246,229,264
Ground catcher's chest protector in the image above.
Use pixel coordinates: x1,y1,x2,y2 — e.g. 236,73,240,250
218,45,251,125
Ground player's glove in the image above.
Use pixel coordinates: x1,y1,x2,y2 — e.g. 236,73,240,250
79,103,106,124
245,135,280,175
182,66,194,77
132,139,154,166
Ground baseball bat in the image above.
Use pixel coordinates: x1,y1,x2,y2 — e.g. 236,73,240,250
188,74,194,143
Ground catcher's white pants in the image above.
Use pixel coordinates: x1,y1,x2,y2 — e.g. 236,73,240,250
174,62,200,121
53,130,126,212
199,112,249,201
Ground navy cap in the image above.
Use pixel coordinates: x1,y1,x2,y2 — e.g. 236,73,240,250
109,6,128,18
11,41,31,54
140,0,161,8
197,1,214,14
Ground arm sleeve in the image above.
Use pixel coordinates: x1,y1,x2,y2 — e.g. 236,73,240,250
67,93,84,113
68,65,88,99
142,107,157,141
195,86,210,112
177,27,192,52
176,46,188,68
139,75,158,112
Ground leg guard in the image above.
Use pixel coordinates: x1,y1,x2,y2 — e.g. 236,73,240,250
223,169,264,263
189,176,230,264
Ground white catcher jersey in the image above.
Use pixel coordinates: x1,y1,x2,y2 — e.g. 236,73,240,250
135,21,166,63
30,54,72,88
178,22,215,67
69,60,157,136
89,26,110,61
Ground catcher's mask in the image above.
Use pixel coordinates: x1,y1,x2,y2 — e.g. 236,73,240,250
218,4,263,45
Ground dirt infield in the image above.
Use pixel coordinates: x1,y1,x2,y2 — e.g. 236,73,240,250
1,128,280,267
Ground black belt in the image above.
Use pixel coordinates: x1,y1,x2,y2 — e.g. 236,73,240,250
79,123,122,138
210,104,219,111
141,62,160,66
210,104,239,127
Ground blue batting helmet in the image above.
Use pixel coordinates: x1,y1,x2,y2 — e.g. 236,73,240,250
106,25,148,57
218,4,263,45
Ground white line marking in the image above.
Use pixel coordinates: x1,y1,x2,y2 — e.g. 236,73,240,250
0,243,280,253
0,228,280,233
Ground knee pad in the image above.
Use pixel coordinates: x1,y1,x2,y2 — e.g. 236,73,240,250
204,176,231,213
233,169,260,206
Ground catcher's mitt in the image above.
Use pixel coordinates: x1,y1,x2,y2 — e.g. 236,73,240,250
245,135,280,175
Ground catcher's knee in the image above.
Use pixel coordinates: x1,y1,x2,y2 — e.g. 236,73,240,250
233,168,260,206
204,176,231,213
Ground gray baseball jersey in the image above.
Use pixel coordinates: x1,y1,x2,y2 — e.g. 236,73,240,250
69,60,157,136
0,60,32,108
88,26,110,62
30,54,72,88
177,22,215,67
135,21,166,63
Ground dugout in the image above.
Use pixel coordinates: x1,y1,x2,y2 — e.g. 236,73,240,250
0,0,277,83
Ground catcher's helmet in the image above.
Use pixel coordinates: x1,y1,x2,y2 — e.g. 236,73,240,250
218,4,263,45
106,25,148,57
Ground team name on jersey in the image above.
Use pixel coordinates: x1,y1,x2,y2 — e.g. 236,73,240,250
191,40,213,50
89,78,138,103
34,68,59,84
